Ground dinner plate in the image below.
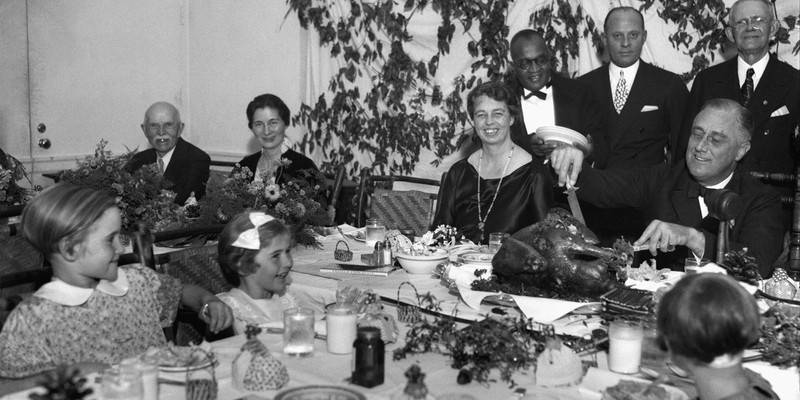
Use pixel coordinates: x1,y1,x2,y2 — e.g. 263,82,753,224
275,385,366,400
535,125,589,148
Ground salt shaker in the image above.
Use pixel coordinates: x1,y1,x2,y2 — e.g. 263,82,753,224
352,326,384,388
382,239,393,267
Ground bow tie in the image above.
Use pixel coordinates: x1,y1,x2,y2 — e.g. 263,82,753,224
687,181,709,198
523,82,552,100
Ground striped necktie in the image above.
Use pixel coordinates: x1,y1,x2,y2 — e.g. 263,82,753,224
741,68,755,107
157,157,165,175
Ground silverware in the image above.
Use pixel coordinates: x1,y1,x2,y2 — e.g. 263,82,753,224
336,226,350,243
264,327,327,341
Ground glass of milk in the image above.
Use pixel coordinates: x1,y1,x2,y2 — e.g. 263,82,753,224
608,319,643,374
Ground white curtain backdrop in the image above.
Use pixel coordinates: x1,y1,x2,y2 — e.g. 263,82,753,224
298,0,800,183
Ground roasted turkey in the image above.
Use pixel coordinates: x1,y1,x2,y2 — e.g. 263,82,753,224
492,208,628,298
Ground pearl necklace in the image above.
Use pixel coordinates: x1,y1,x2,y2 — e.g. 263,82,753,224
477,144,515,242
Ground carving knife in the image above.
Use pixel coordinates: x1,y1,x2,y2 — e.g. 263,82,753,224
564,186,585,225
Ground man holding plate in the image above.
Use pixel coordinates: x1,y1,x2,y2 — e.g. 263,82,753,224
549,98,784,276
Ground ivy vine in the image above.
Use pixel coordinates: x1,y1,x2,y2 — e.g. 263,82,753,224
285,0,798,177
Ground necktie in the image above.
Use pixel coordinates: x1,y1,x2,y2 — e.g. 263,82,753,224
741,68,755,107
157,157,165,175
614,71,629,114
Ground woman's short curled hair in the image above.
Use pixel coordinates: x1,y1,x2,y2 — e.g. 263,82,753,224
466,80,521,122
246,94,290,128
218,211,291,287
656,273,760,364
22,183,117,259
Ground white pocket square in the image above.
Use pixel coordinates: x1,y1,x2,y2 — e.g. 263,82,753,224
770,106,790,117
640,105,659,112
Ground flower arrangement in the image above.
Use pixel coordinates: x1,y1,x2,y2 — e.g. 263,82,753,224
399,225,466,256
59,140,181,233
0,147,38,207
197,160,330,246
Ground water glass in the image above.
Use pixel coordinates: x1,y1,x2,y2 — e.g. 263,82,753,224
684,257,711,274
608,319,643,374
365,218,387,248
488,232,510,253
101,366,143,400
326,304,358,354
120,358,158,400
284,307,315,357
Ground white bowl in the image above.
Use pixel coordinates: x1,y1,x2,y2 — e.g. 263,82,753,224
395,249,450,275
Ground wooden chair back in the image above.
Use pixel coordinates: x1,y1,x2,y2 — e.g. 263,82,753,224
356,169,444,236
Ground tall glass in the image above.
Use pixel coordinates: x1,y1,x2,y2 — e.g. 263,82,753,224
100,366,143,400
488,232,510,253
608,319,643,374
365,218,386,249
684,257,710,274
283,307,315,357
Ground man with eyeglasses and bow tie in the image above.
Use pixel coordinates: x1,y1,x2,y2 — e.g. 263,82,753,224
501,29,604,160
676,0,799,227
129,101,211,205
549,98,785,276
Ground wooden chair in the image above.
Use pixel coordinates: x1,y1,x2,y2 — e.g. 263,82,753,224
325,166,347,224
132,223,233,344
750,168,800,280
356,169,446,236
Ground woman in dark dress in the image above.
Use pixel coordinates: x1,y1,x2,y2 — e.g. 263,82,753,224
237,93,321,186
432,81,553,244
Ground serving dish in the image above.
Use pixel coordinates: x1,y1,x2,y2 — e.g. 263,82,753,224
143,346,215,372
395,248,449,275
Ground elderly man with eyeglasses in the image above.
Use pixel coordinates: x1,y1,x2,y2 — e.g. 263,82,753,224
129,101,211,205
675,0,799,227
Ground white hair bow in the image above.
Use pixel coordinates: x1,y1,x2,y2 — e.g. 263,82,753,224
231,212,275,250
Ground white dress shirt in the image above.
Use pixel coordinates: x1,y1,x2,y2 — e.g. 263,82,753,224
698,172,734,219
608,60,640,98
520,85,555,133
159,146,176,171
737,53,769,90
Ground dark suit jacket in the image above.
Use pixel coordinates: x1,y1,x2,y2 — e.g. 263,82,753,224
237,148,320,184
129,137,210,205
576,163,785,276
579,61,689,170
677,55,799,177
508,74,606,159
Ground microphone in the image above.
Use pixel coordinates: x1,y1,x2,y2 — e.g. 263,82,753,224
704,189,742,220
703,189,742,263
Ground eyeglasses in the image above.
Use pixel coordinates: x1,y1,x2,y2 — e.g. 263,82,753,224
252,120,282,130
146,122,178,134
732,16,771,31
512,55,549,70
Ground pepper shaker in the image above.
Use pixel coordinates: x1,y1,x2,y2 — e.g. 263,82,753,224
372,242,385,267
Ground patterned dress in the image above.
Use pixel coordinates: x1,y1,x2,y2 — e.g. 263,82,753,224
0,265,182,378
217,288,299,334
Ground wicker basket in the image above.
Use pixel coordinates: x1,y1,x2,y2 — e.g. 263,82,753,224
334,240,353,262
396,282,422,323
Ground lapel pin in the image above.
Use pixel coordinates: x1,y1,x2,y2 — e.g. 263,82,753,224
763,100,768,105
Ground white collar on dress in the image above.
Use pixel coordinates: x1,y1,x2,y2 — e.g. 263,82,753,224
34,268,130,306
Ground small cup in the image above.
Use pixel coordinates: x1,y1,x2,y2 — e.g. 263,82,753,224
684,257,711,274
488,232,510,253
283,307,315,357
101,365,143,400
608,319,643,374
326,304,358,354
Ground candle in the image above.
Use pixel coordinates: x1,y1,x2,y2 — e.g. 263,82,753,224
608,319,643,374
326,305,358,354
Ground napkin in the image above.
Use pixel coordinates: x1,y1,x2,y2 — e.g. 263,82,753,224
457,284,599,323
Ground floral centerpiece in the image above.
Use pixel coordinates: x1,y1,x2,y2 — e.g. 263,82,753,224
196,160,329,246
59,140,181,234
0,147,38,207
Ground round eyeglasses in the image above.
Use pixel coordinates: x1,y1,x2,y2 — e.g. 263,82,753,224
732,16,770,31
511,55,549,70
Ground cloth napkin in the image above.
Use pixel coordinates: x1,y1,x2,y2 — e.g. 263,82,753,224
457,284,599,323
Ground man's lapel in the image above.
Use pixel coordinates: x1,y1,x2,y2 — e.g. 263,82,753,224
748,54,790,127
709,58,742,103
163,138,185,177
670,172,703,228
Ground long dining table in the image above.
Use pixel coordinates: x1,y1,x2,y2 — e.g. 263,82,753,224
2,231,799,400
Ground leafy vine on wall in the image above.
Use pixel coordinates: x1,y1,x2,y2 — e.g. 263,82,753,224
285,0,798,177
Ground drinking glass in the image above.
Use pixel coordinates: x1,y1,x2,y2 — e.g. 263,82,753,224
100,366,143,400
326,304,358,354
488,232,510,253
283,307,315,357
608,319,643,374
684,257,711,274
365,218,386,248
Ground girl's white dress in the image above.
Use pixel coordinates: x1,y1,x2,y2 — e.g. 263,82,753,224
216,288,299,334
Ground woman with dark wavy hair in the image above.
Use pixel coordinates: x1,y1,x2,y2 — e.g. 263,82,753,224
432,81,553,244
